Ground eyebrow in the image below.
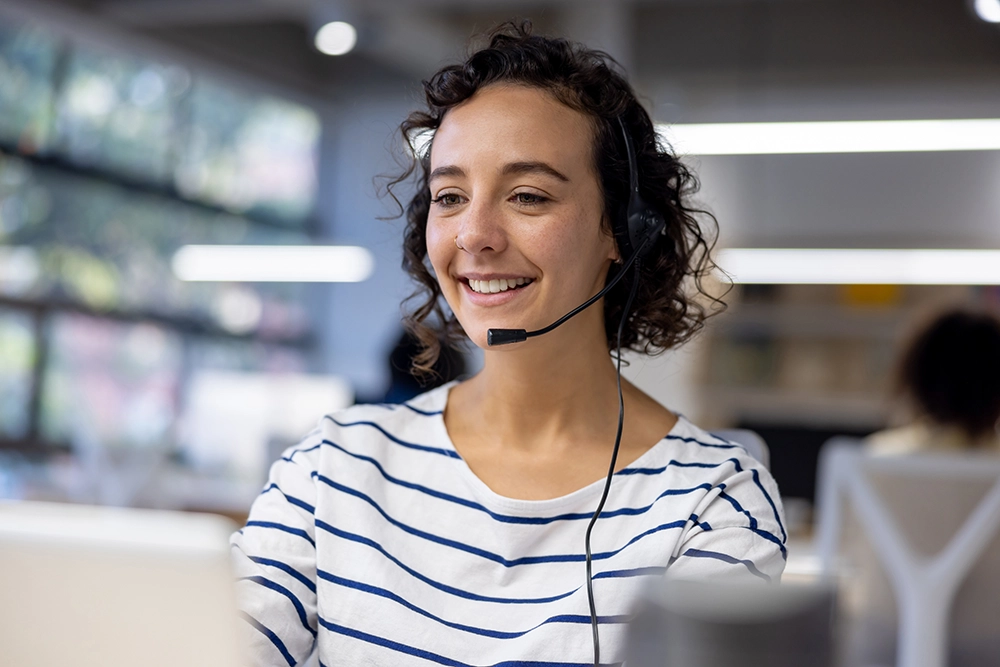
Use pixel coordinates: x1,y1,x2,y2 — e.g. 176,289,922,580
501,161,570,182
428,161,570,184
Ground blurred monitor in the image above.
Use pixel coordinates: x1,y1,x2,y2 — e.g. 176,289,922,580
0,500,244,667
179,370,352,482
626,579,837,667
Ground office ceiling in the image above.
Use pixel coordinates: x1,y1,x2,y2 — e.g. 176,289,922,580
22,0,1000,104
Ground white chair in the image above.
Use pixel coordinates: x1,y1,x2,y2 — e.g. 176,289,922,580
710,428,770,470
815,438,1000,667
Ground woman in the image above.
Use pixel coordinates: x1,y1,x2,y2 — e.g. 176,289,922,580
231,21,786,667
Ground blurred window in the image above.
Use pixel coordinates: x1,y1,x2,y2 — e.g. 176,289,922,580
0,151,312,336
175,80,320,225
0,308,35,439
0,22,58,154
0,12,324,466
39,313,183,450
55,48,183,184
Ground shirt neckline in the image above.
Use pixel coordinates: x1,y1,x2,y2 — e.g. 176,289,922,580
420,380,686,515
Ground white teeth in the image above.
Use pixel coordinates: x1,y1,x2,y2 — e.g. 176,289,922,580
467,278,532,294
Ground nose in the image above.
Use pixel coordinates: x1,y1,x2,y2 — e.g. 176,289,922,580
455,199,508,255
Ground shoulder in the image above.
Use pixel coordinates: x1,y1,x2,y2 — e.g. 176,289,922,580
311,382,457,458
864,424,929,455
658,418,773,480
660,418,786,535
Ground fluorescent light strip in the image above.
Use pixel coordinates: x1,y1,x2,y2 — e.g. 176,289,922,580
657,119,1000,155
718,249,1000,285
172,245,375,282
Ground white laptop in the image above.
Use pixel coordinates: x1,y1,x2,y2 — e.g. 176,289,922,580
0,500,246,667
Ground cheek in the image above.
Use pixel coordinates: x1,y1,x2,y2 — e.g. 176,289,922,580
424,218,453,278
532,207,610,273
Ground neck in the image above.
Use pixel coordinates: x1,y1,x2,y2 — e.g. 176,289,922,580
461,308,625,452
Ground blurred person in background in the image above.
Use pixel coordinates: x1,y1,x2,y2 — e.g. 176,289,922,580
867,308,1000,455
230,20,785,667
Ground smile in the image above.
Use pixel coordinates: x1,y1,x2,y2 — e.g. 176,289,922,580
467,277,533,294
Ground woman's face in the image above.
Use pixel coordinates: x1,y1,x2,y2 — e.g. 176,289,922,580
426,84,616,350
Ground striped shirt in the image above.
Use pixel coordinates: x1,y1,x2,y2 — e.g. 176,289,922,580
230,382,787,667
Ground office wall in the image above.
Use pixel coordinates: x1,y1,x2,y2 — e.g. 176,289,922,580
317,92,421,399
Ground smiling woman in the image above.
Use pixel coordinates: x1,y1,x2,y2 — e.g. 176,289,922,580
230,19,787,667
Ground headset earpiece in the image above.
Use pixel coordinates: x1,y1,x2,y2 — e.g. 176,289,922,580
615,117,666,261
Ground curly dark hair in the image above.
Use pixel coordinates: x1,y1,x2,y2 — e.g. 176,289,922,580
386,19,724,375
895,308,1000,440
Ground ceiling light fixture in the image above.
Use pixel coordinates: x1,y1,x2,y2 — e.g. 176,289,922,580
718,248,1000,285
974,0,1000,23
314,21,357,56
172,245,375,282
658,119,1000,155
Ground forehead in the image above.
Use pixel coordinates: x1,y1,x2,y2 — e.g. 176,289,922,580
430,84,596,175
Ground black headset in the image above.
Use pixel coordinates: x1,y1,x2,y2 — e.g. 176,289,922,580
488,116,665,666
613,116,667,263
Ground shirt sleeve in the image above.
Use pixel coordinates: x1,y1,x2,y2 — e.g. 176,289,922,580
230,433,322,667
666,456,787,584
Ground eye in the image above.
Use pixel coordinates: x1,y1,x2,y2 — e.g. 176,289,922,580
512,192,548,206
431,193,464,207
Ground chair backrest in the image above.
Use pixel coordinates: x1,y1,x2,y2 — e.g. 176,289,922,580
814,438,1000,667
711,429,770,470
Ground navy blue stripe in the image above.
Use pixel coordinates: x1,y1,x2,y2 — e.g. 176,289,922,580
283,442,322,461
743,525,788,559
718,489,757,530
616,459,726,475
715,486,786,557
752,468,787,542
318,618,620,667
681,548,772,583
321,439,485,509
239,611,298,667
324,415,460,458
688,513,712,532
246,555,317,593
620,455,746,478
592,566,667,580
317,570,627,639
242,575,316,638
321,438,713,525
313,518,576,604
245,521,316,548
401,403,443,416
666,433,740,449
315,472,685,566
261,484,316,514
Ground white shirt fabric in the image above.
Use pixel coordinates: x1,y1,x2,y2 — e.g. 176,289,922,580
230,382,787,667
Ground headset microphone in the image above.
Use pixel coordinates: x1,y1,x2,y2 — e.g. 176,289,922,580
486,238,650,346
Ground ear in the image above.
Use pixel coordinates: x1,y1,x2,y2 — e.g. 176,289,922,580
602,215,621,263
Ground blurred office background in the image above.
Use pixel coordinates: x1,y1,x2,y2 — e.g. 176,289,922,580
0,0,999,526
